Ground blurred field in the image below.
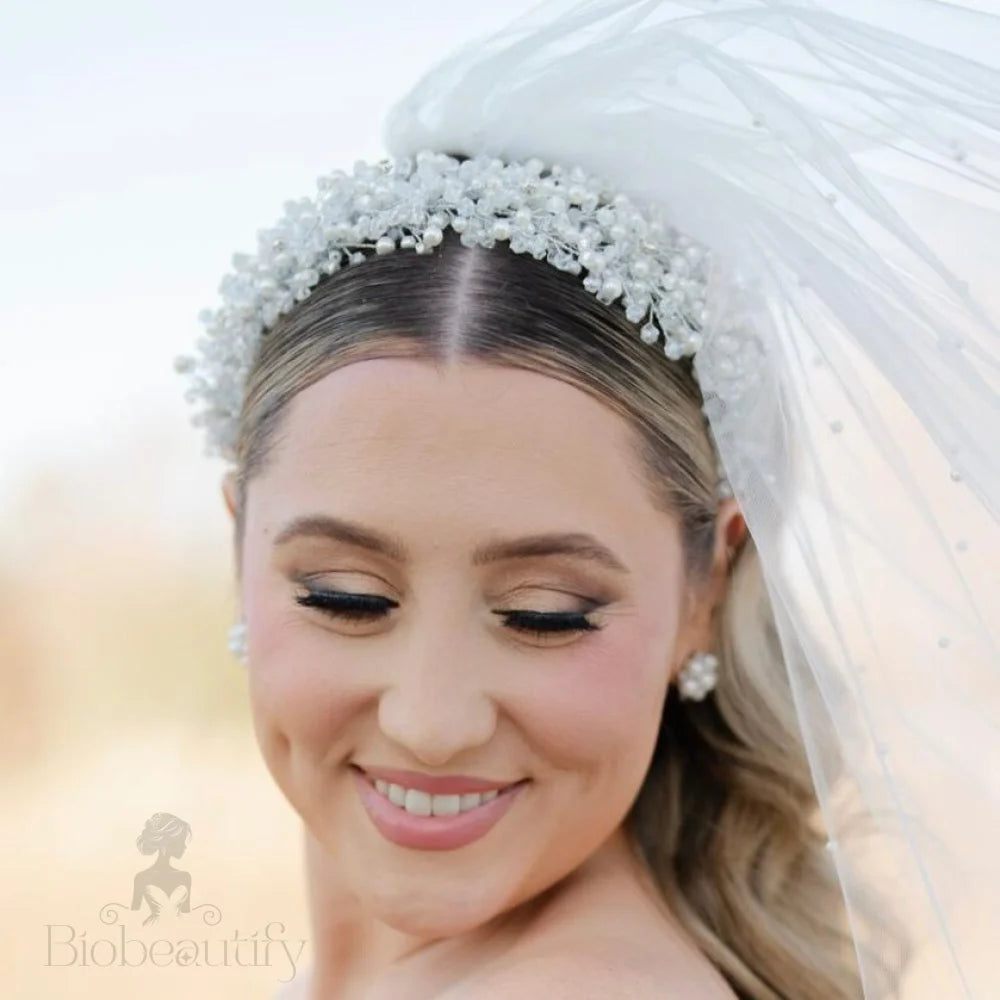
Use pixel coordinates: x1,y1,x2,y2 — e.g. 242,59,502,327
0,425,310,999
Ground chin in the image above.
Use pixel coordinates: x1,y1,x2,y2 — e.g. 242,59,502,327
361,878,508,939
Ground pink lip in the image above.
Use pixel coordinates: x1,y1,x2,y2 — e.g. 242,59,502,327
351,767,528,851
356,765,521,795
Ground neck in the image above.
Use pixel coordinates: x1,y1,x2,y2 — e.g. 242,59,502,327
297,823,645,1000
300,827,522,999
301,826,395,998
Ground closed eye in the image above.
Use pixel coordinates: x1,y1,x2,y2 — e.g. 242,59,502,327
492,609,602,634
295,590,393,621
294,590,603,635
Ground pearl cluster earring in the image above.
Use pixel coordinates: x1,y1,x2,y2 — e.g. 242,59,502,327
677,650,719,701
228,619,247,666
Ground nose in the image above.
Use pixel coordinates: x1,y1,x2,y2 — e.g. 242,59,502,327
377,636,499,768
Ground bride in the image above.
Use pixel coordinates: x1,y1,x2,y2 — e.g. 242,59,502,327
176,2,1000,998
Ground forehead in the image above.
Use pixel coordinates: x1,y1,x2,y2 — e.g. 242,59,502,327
248,358,680,563
265,358,635,486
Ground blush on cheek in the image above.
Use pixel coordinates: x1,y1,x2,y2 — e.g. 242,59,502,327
262,651,373,755
244,596,370,759
523,630,667,774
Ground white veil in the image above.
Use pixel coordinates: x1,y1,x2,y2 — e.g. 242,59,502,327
383,2,1000,997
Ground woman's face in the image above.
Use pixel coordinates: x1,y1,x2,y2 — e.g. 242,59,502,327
229,358,725,938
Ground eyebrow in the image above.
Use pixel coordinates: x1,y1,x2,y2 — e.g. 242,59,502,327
273,514,630,574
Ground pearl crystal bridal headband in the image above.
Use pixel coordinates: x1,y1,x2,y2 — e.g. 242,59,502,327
175,150,756,496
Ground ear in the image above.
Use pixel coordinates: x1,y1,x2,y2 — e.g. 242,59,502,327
672,498,747,676
221,470,245,584
719,497,748,574
221,470,239,522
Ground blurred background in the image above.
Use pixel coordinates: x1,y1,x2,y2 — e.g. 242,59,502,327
2,1,998,998
0,2,540,997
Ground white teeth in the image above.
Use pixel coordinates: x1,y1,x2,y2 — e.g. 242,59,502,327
370,779,509,816
404,789,432,816
432,794,461,816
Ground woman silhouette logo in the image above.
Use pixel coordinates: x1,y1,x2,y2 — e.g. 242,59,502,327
130,813,193,926
97,813,221,928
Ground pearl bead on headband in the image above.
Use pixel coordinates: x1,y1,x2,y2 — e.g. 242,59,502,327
175,150,760,496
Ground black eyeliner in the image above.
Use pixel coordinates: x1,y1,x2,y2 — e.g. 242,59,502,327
493,609,603,632
293,587,603,633
295,589,397,615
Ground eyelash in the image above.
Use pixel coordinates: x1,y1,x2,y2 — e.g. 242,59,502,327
294,590,603,636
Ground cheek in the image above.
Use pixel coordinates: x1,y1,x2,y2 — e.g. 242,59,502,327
242,575,368,755
519,623,671,777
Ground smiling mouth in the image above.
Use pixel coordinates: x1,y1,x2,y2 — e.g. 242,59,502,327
350,764,528,817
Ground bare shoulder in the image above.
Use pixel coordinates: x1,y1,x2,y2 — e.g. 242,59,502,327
270,969,310,1000
455,941,738,1000
451,846,739,1000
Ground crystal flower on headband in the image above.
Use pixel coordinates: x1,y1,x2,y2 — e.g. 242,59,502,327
175,150,760,470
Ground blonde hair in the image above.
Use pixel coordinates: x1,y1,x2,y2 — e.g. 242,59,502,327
230,230,909,999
